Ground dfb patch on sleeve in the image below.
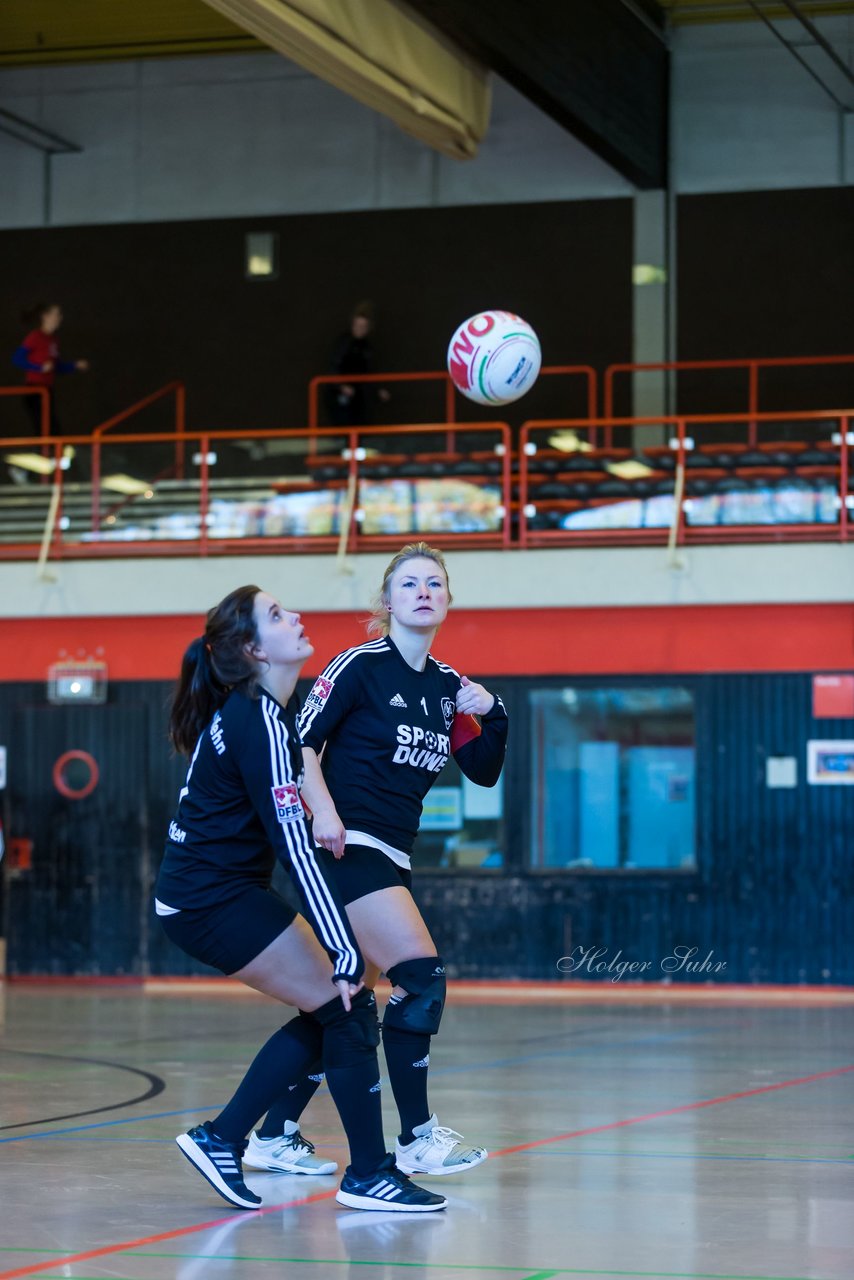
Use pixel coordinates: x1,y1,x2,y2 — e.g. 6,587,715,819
306,675,334,711
271,782,305,823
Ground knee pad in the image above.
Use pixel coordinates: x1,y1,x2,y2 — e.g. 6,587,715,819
310,987,381,1069
384,956,446,1036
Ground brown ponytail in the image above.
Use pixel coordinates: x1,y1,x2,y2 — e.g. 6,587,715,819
169,585,263,755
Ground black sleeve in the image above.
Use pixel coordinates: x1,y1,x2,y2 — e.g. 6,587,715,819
329,334,350,375
452,696,509,788
297,652,362,753
236,696,363,983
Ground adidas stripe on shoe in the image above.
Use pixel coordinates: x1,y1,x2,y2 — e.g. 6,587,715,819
175,1122,262,1210
335,1153,446,1213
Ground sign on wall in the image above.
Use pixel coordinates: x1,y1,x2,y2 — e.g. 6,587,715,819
812,675,854,719
807,740,854,785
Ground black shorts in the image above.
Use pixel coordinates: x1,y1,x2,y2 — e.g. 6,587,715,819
158,884,297,975
333,844,412,905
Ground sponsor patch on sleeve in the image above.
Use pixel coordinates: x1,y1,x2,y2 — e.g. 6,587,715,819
306,675,334,711
271,782,305,823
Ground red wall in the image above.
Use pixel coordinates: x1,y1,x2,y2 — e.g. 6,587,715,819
1,603,851,680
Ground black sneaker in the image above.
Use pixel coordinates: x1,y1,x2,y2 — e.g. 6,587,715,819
175,1122,262,1210
335,1153,447,1213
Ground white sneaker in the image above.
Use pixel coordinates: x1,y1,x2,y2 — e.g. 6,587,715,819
394,1115,488,1177
244,1122,338,1175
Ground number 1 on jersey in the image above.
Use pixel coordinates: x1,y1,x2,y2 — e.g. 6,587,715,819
420,696,428,716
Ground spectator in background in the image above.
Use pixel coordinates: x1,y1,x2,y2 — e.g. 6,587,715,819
12,302,89,434
327,301,390,427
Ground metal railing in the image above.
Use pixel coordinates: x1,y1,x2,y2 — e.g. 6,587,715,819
0,385,51,438
307,365,598,439
519,410,851,548
0,420,512,562
90,382,186,533
603,355,854,445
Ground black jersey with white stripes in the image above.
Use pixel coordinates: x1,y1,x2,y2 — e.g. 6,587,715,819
155,687,362,982
298,637,508,857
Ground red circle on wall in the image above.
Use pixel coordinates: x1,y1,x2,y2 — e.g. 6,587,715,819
53,750,99,800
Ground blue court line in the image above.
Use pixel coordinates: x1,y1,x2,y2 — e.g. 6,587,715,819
0,1031,705,1145
0,1105,220,1145
5,1026,845,1147
24,1136,853,1165
528,1150,854,1166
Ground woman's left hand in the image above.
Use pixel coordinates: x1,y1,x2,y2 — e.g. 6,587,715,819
456,675,494,717
335,978,365,1011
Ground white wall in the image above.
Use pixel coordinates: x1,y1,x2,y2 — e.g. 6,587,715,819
0,13,850,230
672,16,854,193
1,544,851,619
0,55,629,230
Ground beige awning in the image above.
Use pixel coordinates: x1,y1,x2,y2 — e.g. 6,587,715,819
201,0,491,158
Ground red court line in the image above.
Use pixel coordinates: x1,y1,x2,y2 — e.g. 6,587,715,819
3,1062,852,1279
491,1062,854,1157
0,1189,337,1280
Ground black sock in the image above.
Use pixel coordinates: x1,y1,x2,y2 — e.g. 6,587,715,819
323,1058,385,1178
381,1022,431,1145
257,1059,324,1138
212,1013,322,1144
312,990,386,1178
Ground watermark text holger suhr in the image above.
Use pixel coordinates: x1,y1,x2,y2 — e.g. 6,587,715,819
557,945,727,982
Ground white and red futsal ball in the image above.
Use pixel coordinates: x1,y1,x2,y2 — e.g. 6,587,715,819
447,310,541,406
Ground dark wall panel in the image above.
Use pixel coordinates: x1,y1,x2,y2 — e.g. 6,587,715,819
2,668,851,984
0,200,633,439
677,187,854,414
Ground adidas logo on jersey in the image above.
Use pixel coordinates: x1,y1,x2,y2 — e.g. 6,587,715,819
389,693,407,708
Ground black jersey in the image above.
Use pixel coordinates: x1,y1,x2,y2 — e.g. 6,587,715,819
155,688,362,982
297,637,508,858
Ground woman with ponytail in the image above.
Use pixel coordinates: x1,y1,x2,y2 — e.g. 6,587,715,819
155,585,445,1215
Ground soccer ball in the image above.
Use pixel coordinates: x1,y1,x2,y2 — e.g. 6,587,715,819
447,310,541,406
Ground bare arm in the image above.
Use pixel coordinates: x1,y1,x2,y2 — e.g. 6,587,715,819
301,746,347,858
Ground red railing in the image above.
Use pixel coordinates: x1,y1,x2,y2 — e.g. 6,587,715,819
519,410,851,548
0,421,512,562
90,381,186,533
0,385,51,439
307,365,598,437
603,355,854,446
0,386,51,473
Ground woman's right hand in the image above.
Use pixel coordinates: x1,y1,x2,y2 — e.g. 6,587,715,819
312,807,347,858
41,361,54,372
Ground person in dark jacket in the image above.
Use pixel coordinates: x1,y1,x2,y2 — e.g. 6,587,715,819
12,302,88,434
326,301,390,426
157,584,445,1214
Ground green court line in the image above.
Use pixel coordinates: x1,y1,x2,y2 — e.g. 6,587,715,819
128,1252,820,1280
0,1246,825,1280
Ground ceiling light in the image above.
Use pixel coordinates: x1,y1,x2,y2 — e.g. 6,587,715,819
605,459,655,480
633,264,667,285
5,452,56,475
101,474,151,495
547,431,593,454
246,231,278,279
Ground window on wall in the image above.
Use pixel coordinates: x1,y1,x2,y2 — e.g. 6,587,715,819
530,687,696,871
413,751,504,870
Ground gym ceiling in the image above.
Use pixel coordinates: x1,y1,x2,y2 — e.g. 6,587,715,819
1,1,852,189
